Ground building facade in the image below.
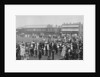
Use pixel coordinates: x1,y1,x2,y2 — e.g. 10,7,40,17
61,23,83,36
16,23,83,36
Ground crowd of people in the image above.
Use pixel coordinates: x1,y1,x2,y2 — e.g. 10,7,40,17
16,33,83,60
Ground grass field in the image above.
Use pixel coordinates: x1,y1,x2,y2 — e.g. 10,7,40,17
16,36,49,43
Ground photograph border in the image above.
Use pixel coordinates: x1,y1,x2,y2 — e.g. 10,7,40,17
1,1,98,76
5,5,95,73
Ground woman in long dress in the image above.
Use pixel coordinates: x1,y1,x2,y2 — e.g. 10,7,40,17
43,44,46,56
34,44,37,57
61,45,66,59
20,44,25,59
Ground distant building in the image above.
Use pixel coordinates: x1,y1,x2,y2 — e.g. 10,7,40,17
16,23,83,36
61,23,83,35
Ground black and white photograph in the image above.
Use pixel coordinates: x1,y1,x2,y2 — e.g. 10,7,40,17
5,5,95,72
16,15,83,60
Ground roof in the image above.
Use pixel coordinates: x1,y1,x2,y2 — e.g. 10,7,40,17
61,29,79,31
62,25,79,27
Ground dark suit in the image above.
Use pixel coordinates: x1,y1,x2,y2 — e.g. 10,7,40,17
16,45,21,60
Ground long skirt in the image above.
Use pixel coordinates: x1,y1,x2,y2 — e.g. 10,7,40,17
61,50,66,57
20,48,25,56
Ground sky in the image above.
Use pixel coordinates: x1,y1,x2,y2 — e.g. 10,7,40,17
16,15,83,28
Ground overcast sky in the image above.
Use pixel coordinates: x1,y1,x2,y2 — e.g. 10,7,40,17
16,15,83,28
